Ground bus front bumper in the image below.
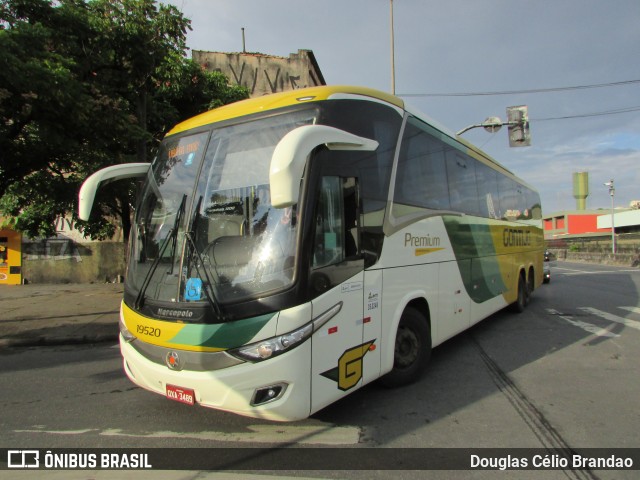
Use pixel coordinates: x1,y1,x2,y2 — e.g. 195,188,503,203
120,334,312,421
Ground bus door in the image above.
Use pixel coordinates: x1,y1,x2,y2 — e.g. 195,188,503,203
310,176,370,413
361,268,382,385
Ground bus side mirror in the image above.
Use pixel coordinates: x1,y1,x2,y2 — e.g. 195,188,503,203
269,125,378,208
78,163,150,220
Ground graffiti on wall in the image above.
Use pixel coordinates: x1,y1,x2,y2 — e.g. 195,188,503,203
54,216,92,243
23,215,99,261
23,238,84,262
194,50,324,98
224,63,310,95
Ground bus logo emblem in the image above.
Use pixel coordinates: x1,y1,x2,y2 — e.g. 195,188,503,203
321,340,376,391
166,351,183,371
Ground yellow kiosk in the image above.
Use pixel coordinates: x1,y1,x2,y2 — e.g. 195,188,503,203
0,228,22,285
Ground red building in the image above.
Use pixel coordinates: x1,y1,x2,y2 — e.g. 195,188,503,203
543,210,610,240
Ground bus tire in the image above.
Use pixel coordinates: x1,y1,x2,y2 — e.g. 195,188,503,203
380,307,431,388
525,269,534,305
512,274,526,313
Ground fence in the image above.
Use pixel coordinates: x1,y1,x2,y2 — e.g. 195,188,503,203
547,233,640,267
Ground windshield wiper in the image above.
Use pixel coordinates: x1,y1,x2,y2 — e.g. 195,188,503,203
184,195,226,320
135,194,187,309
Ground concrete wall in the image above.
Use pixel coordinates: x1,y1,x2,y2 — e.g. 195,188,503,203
193,49,325,97
22,239,125,284
550,249,640,267
20,215,125,284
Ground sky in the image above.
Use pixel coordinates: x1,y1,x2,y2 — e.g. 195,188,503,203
164,0,640,215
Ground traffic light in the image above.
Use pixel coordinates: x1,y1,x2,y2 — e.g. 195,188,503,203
506,105,531,147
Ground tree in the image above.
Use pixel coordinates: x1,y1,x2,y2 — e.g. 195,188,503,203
0,0,248,240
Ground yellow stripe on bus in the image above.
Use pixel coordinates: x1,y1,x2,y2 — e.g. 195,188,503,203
166,86,404,136
121,302,226,352
415,248,445,256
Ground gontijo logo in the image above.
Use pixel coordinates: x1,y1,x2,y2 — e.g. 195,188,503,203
321,340,376,391
503,228,531,247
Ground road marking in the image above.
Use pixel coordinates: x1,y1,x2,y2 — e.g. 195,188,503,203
100,425,360,444
14,428,96,435
620,306,640,315
552,267,589,274
546,309,619,338
579,307,640,332
14,424,361,445
555,269,640,276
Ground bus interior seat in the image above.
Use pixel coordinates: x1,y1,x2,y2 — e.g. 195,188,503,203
206,218,242,244
205,235,255,281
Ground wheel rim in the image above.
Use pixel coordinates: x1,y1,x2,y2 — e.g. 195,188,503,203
395,325,419,369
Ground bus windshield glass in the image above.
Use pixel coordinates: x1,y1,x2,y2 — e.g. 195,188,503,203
127,107,318,306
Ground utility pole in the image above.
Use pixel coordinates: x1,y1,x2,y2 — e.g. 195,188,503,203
390,0,395,95
604,180,616,254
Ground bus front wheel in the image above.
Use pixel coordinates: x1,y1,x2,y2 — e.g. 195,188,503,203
380,307,431,388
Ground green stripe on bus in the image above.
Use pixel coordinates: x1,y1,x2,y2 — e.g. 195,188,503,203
443,216,507,304
168,312,276,349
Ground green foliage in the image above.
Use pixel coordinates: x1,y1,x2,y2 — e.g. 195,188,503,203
0,0,249,240
152,57,248,136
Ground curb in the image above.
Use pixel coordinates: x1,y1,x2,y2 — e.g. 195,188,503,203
0,333,120,349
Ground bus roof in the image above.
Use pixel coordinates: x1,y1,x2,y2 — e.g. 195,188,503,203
166,86,404,136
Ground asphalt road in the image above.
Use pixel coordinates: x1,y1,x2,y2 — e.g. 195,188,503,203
1,261,639,480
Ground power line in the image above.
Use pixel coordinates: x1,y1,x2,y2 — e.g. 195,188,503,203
532,105,640,122
398,79,640,97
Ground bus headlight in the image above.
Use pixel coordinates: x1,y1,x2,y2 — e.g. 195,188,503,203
119,316,136,343
229,301,342,362
232,323,313,362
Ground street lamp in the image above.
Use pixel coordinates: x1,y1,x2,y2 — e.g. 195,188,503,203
604,179,616,254
456,106,531,147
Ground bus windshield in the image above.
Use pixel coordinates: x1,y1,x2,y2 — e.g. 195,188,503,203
128,108,318,307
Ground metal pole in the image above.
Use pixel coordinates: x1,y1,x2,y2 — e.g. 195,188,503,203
605,179,615,254
610,180,616,254
242,27,246,53
390,0,395,95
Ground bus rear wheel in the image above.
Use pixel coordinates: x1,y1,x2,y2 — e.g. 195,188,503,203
380,307,431,388
526,270,535,305
512,274,527,313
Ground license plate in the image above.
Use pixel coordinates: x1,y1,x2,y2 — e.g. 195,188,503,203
166,384,195,406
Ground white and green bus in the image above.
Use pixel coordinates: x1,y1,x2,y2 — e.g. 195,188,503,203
79,86,543,421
